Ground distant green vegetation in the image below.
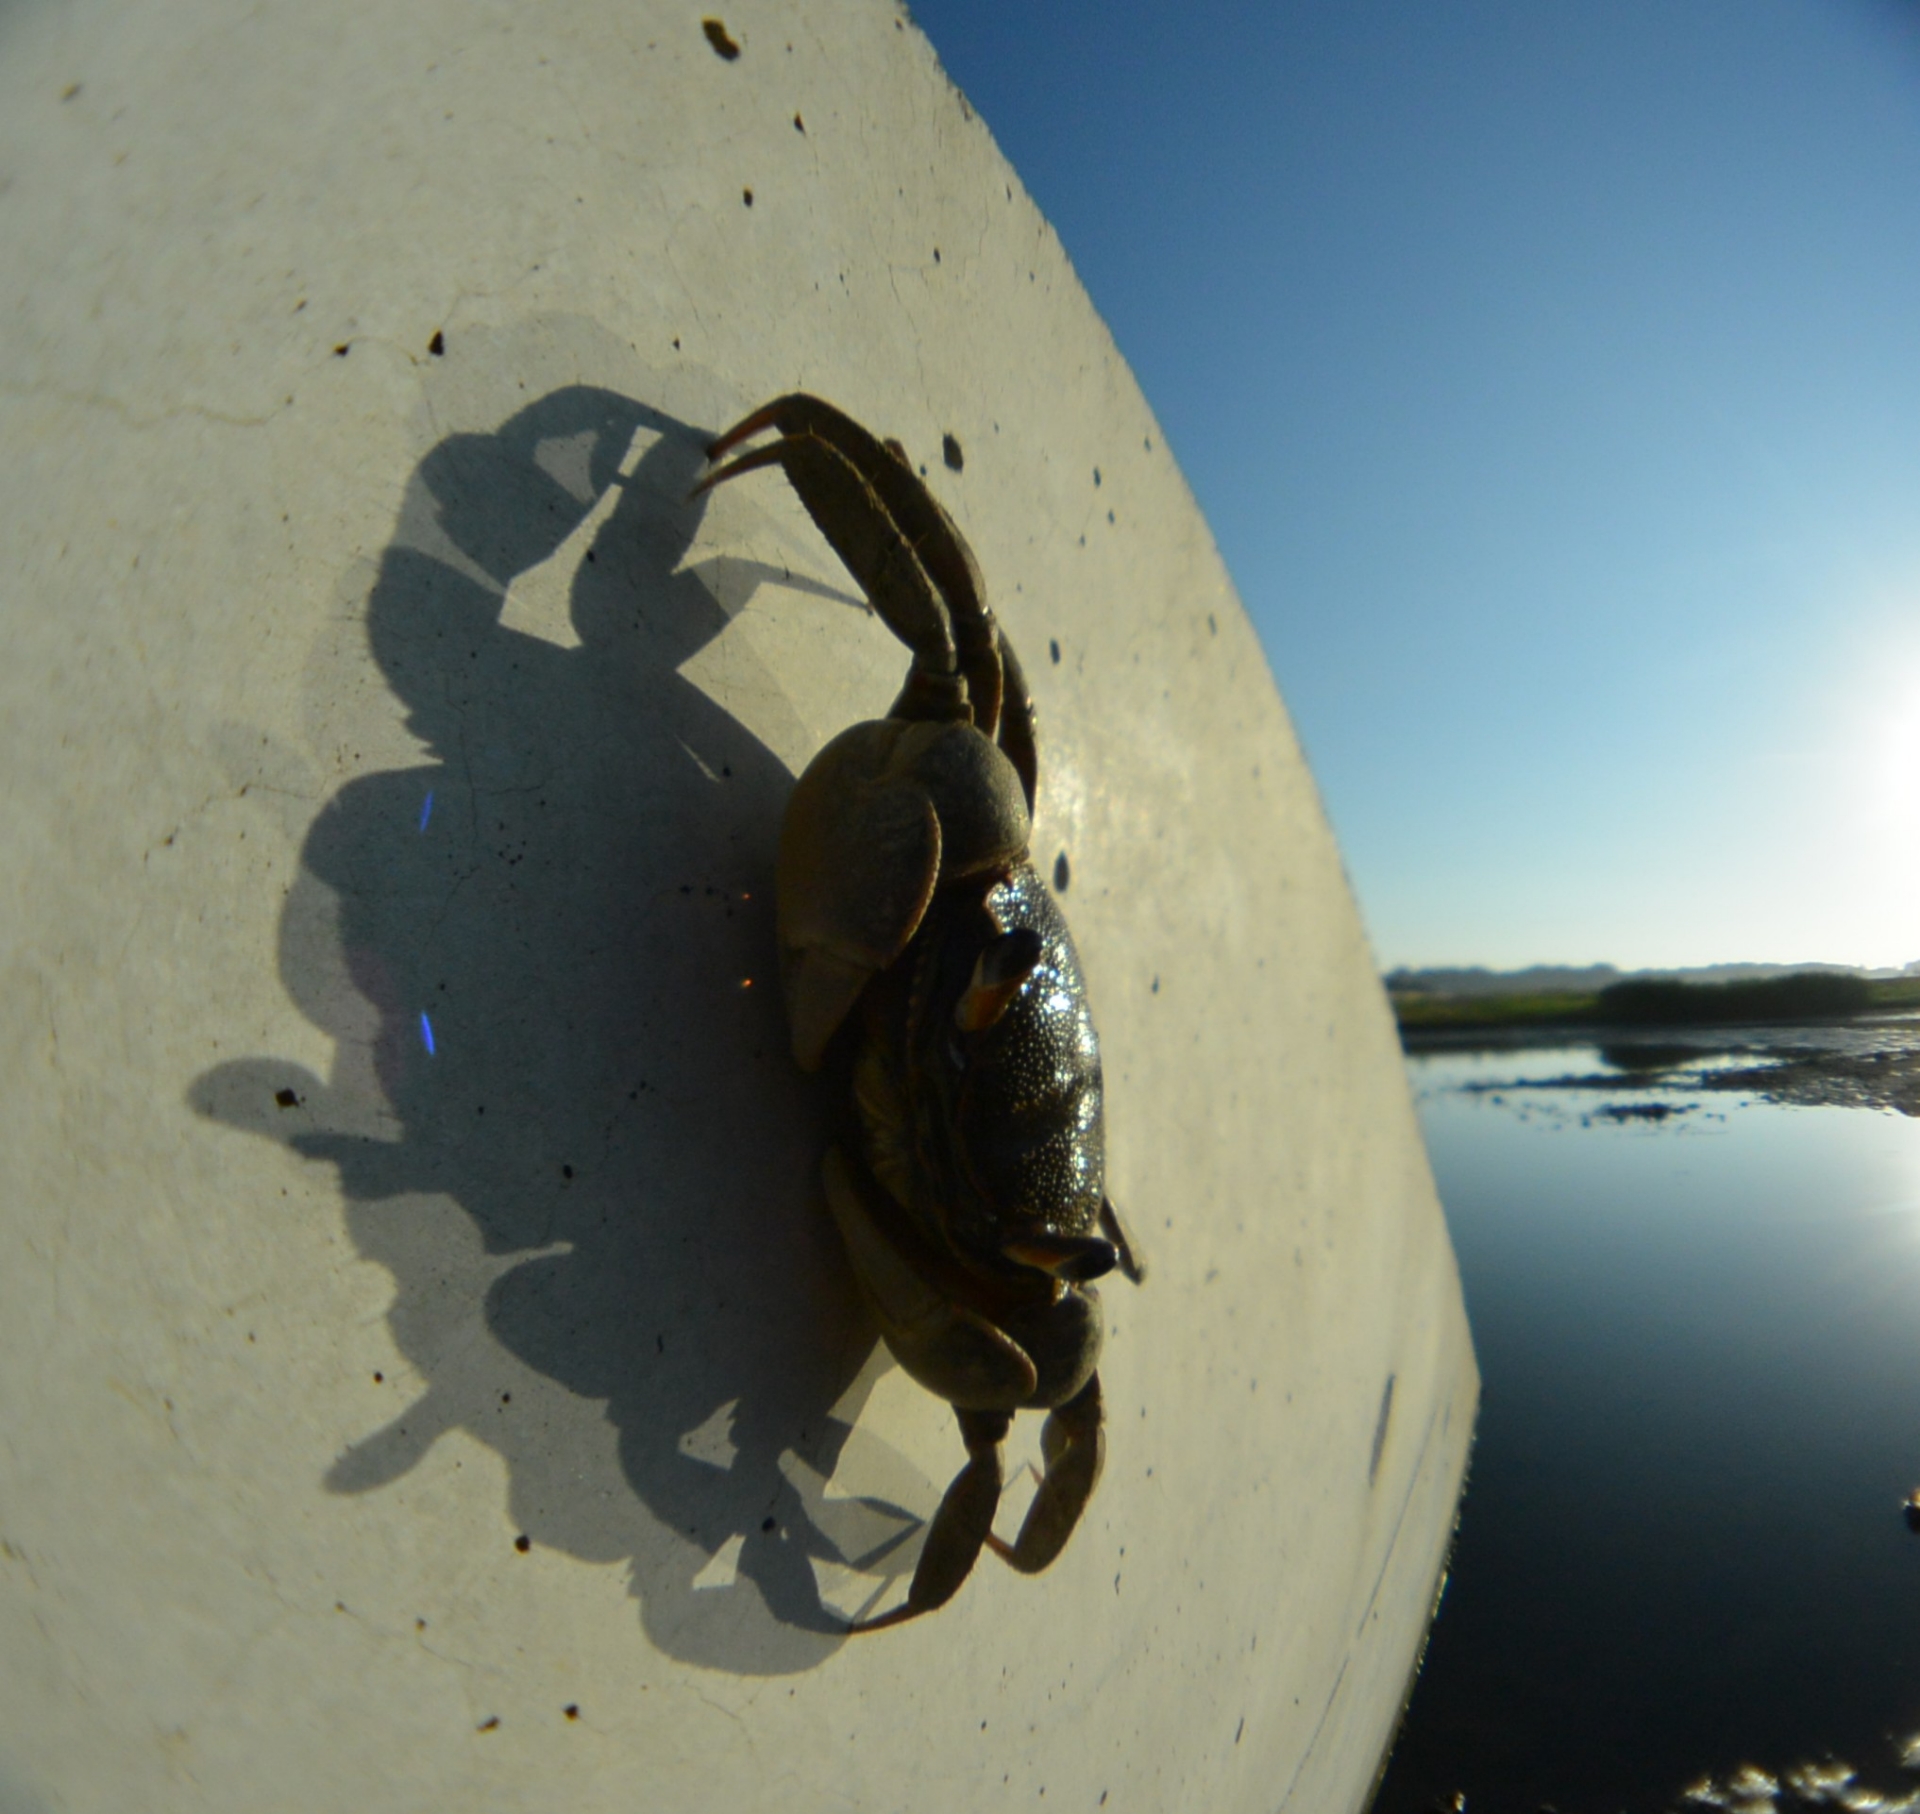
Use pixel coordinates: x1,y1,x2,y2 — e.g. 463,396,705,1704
1391,990,1602,1030
1597,971,1871,1023
1391,970,1920,1033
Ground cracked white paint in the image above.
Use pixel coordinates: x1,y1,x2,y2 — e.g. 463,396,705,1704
0,0,1474,1810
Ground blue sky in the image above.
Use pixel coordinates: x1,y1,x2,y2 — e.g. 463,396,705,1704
907,1,1920,972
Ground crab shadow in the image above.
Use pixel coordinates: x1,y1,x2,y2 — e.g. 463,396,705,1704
189,387,927,1673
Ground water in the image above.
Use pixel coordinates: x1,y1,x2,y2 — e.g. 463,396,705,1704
1373,1045,1920,1813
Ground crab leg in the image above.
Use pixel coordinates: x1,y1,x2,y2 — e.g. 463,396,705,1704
848,1408,1011,1633
995,628,1039,819
695,424,965,713
696,395,1037,807
1098,1196,1148,1286
985,1374,1105,1576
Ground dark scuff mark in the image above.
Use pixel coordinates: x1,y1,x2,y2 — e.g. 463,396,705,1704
1368,1373,1397,1485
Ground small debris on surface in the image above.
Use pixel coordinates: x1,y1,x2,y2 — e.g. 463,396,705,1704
564,1703,580,1720
742,186,753,207
702,17,740,58
793,112,805,132
428,329,445,355
332,344,350,357
514,1534,531,1553
477,1716,500,1732
61,82,81,101
274,1087,300,1108
942,432,963,471
1053,850,1071,893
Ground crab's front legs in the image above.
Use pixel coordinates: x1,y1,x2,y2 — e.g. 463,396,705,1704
849,1377,1107,1632
987,1374,1106,1576
848,1407,1011,1634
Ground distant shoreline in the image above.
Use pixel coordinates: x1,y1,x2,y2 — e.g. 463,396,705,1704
1394,977,1920,1119
1391,969,1920,1037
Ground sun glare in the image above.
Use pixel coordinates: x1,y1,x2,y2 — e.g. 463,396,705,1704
1862,670,1920,832
1793,642,1920,970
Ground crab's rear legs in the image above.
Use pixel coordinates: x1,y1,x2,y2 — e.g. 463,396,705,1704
696,399,961,712
694,394,1037,810
848,1408,1010,1633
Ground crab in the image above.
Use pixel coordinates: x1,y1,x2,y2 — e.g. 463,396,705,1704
695,395,1145,1630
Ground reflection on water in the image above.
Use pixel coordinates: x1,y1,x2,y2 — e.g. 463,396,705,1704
1679,1753,1920,1810
1373,1044,1920,1813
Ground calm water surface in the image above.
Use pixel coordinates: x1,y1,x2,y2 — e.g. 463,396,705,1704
1374,1047,1920,1813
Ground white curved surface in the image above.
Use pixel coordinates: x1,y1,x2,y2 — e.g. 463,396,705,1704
0,2,1475,1809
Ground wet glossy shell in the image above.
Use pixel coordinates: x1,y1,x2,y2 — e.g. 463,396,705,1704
858,861,1106,1272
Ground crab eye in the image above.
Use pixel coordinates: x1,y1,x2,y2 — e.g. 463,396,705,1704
954,927,1044,1033
1001,1234,1118,1283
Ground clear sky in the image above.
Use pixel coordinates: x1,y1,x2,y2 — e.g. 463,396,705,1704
905,0,1920,973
